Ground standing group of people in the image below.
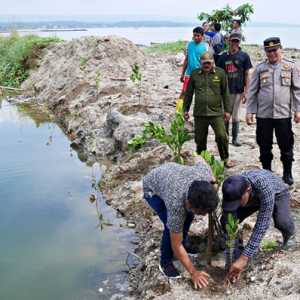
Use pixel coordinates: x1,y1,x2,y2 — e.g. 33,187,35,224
181,23,252,169
141,20,300,289
181,21,300,185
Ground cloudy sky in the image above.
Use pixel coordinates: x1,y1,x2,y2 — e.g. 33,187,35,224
2,0,300,24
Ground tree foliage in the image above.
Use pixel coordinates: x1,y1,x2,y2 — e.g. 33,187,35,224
198,3,254,32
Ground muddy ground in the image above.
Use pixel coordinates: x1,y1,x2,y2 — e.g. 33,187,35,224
15,37,300,299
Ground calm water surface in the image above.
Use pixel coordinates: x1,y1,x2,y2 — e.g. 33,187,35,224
0,100,134,300
2,26,300,48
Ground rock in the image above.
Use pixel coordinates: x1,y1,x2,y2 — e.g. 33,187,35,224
174,52,185,66
127,222,136,229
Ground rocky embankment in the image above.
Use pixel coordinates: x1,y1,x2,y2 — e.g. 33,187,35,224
21,36,300,299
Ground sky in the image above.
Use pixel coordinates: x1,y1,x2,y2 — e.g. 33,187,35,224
1,0,299,24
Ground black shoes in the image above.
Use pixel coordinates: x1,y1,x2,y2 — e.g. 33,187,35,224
232,122,242,147
282,232,296,250
282,164,294,186
159,262,181,279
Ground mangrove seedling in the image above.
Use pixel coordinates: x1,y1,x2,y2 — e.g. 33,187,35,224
261,239,278,252
130,63,142,104
128,107,191,164
225,212,240,270
200,150,225,264
201,150,225,186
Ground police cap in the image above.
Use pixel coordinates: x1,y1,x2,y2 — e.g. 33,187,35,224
264,37,281,52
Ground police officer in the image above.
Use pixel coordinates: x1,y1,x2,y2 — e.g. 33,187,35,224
246,37,300,185
184,52,234,168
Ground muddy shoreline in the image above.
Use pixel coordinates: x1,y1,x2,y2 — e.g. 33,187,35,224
17,36,300,299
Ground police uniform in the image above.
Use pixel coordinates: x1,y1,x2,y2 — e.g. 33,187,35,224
247,37,300,185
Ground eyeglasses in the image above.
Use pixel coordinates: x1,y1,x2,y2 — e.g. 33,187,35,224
202,61,212,65
230,39,240,43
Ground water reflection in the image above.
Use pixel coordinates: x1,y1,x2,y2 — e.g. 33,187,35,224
0,100,134,300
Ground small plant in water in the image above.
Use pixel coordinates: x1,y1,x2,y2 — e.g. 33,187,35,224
130,63,142,104
225,213,240,270
89,164,113,231
128,107,191,164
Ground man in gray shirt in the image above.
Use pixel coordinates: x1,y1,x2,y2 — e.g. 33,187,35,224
143,161,218,288
246,37,300,185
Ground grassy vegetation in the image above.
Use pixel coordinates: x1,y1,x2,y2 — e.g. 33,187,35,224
261,239,278,252
144,40,187,54
0,32,61,88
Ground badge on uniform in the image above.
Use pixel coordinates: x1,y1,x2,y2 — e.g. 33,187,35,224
213,75,220,82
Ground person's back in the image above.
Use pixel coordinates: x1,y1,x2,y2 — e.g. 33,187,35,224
212,23,224,56
143,162,213,211
241,169,287,195
143,161,218,284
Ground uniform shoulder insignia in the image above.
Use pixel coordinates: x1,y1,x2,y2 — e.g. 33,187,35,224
283,57,295,63
282,58,295,67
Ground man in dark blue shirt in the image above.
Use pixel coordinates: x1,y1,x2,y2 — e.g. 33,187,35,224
221,169,295,282
217,33,252,146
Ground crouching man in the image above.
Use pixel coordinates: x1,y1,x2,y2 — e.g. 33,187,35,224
143,161,219,288
221,169,295,282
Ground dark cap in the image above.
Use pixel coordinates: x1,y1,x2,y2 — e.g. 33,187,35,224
264,37,281,51
229,33,242,41
222,175,249,212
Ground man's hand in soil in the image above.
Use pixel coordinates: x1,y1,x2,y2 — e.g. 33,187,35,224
227,255,249,282
184,112,190,121
191,270,209,289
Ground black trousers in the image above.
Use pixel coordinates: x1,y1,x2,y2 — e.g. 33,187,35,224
221,189,295,239
256,118,294,167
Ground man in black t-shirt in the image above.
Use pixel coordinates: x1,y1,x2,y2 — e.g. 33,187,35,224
217,33,252,146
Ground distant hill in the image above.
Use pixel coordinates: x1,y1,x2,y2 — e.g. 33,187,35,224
1,15,300,31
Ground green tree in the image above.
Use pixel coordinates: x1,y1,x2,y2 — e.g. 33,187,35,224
198,3,254,32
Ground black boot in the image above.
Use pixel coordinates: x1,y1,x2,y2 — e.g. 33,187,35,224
262,161,272,171
232,122,242,147
282,162,294,186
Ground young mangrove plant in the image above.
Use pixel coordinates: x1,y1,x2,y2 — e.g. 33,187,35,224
130,63,142,104
128,107,191,164
261,239,278,252
200,150,225,264
201,150,225,186
225,212,240,270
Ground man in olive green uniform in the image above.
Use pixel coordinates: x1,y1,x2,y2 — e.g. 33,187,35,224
247,37,300,185
184,52,233,167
